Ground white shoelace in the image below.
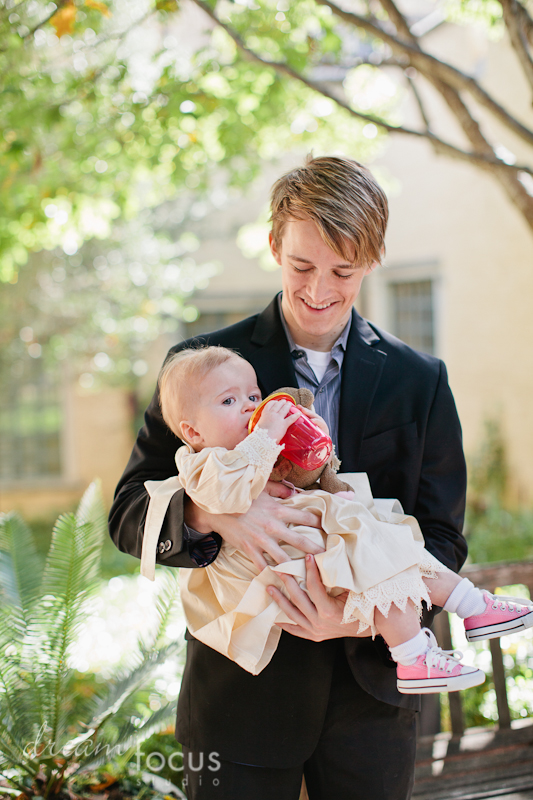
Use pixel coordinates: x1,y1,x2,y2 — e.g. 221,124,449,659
489,595,533,613
424,645,465,676
422,629,464,677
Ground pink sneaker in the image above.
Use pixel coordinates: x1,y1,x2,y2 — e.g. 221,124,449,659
464,591,533,642
397,629,485,694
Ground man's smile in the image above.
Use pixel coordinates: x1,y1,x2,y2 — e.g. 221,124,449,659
301,298,336,310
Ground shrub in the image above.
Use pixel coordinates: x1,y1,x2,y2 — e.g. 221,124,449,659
0,482,183,799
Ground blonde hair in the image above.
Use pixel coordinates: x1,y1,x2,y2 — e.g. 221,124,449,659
158,346,239,439
270,154,388,268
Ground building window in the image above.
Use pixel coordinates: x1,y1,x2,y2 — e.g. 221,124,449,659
389,279,435,355
0,361,63,481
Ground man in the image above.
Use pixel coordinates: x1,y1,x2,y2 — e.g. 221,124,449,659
109,155,467,799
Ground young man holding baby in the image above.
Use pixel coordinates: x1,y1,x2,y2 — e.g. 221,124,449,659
109,155,468,799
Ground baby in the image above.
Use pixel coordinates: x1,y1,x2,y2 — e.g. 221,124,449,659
141,345,533,693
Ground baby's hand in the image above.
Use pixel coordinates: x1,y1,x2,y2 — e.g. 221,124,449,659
256,399,300,443
295,405,329,436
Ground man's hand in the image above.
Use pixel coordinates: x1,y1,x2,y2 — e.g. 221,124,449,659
268,555,371,641
184,492,325,571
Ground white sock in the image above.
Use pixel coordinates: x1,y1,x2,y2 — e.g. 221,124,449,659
389,630,429,666
443,578,486,618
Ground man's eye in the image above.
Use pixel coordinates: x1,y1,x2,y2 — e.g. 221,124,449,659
294,266,312,273
335,272,354,280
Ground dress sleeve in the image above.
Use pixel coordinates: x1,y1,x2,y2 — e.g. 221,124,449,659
175,429,284,515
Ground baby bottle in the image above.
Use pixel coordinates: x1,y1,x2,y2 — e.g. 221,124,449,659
248,392,332,471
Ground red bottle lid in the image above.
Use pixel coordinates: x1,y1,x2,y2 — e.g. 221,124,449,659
249,394,332,471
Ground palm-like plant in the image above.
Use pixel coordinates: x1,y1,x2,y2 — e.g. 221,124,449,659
0,482,183,798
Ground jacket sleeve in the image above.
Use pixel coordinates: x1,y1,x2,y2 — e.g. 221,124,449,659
108,387,216,569
416,360,468,575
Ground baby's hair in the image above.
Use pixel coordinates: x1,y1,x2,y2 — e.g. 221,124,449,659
158,345,240,439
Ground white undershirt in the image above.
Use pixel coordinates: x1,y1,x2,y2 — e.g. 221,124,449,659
296,345,332,383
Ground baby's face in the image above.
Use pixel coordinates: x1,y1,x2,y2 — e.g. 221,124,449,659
191,357,262,450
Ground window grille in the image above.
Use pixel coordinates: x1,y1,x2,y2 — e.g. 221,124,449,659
389,280,435,355
0,361,62,481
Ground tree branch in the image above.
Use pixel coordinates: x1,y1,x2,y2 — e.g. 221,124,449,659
378,0,431,133
499,0,533,96
190,0,533,176
515,0,533,47
407,13,532,227
315,0,533,149
374,0,533,226
405,71,432,132
377,0,420,46
402,33,533,224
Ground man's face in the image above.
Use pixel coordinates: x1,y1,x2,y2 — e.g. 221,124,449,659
270,218,376,351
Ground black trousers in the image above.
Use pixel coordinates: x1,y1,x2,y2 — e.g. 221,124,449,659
182,644,417,800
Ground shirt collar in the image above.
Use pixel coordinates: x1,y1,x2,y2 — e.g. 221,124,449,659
278,293,352,356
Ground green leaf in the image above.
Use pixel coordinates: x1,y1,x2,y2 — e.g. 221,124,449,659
0,512,43,613
142,570,181,650
87,641,183,733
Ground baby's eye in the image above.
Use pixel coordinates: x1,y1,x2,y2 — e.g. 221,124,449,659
222,397,235,406
249,394,260,402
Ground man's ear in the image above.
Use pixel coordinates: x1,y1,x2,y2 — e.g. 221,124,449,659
269,232,282,266
365,247,384,276
179,420,203,447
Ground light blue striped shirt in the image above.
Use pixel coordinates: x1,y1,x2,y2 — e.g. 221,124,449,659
278,295,351,452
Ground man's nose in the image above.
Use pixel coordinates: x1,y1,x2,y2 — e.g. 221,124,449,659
305,272,330,302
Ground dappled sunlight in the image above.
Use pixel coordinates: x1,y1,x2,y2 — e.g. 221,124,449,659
67,572,186,678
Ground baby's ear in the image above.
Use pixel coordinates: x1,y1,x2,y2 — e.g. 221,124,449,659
179,420,202,447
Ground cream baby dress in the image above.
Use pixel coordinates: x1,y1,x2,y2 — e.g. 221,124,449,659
140,427,445,675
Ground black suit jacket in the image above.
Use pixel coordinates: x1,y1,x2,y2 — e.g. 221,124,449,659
109,295,467,768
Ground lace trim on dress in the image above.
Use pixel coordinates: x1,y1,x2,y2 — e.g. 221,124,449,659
234,427,284,476
342,553,447,636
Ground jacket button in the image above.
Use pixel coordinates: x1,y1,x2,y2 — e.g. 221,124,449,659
158,542,166,554
164,539,172,551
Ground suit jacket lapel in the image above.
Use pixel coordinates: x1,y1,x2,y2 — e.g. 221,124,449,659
338,312,387,470
248,295,297,394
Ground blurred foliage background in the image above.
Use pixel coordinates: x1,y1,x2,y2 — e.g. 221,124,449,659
2,0,532,390
1,0,383,390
